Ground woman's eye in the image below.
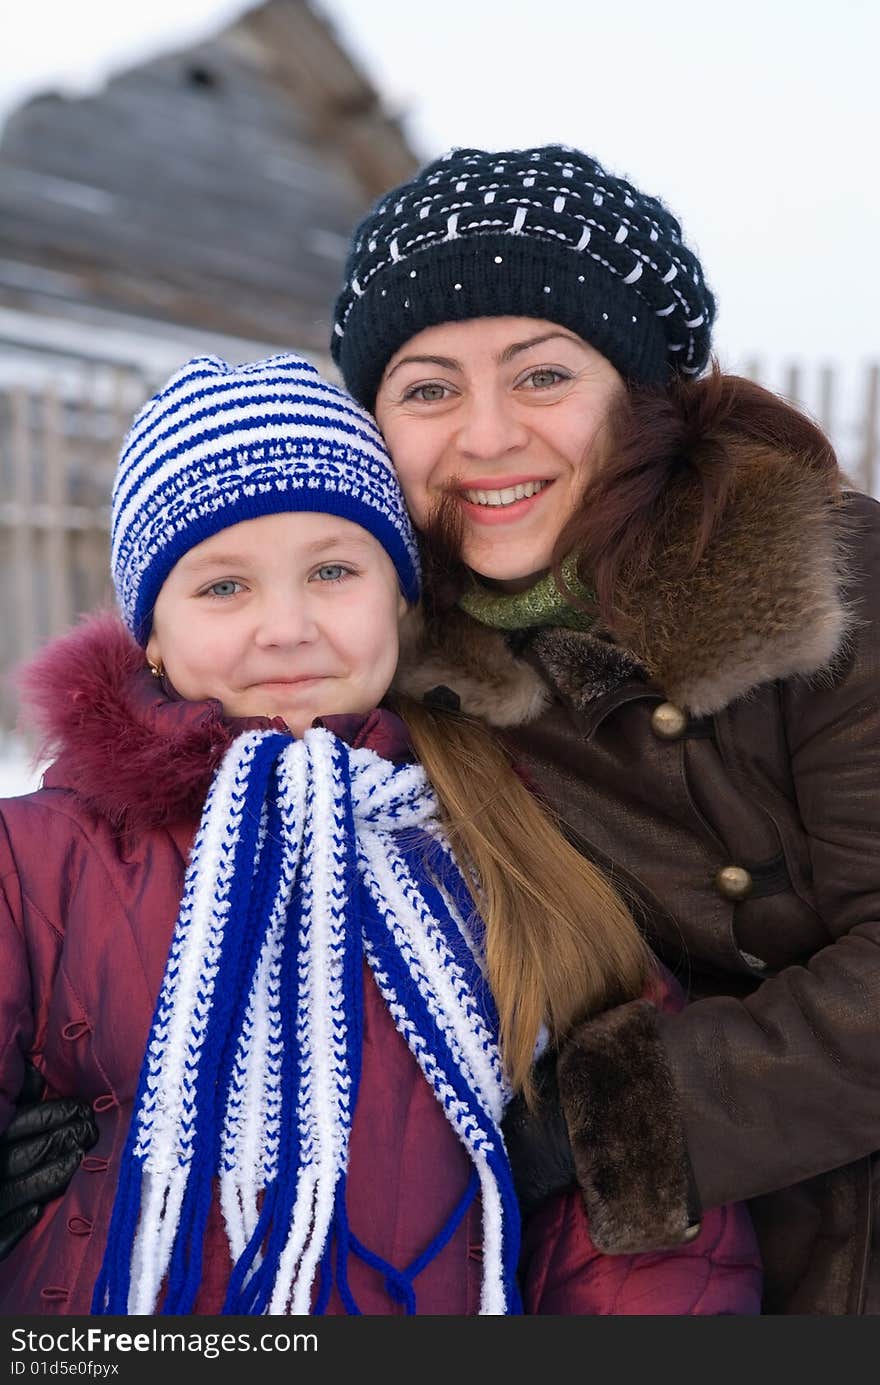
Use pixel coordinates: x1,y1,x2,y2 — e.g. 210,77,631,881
402,382,450,403
313,564,351,583
521,367,568,390
204,579,242,598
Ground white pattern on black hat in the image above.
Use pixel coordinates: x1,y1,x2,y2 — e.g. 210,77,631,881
332,145,715,407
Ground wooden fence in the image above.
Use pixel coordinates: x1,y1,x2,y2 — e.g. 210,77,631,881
741,358,879,494
0,362,153,729
1,354,879,732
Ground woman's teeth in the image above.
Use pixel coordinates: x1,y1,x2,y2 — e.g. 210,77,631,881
462,480,549,507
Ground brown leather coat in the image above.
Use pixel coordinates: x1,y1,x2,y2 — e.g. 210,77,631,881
395,430,880,1315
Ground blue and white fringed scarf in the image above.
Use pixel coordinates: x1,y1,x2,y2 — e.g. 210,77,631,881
92,728,522,1316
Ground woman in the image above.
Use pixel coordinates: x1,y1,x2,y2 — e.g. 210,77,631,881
0,351,759,1314
327,144,880,1315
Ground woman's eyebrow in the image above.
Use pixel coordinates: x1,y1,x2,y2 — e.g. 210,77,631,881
384,332,584,382
384,354,460,382
498,331,583,362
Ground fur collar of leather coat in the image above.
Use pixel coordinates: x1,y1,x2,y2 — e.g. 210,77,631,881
395,428,857,724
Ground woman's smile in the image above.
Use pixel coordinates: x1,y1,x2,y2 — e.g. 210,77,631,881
457,477,555,525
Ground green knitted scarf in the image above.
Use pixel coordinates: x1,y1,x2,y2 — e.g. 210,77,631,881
458,555,597,632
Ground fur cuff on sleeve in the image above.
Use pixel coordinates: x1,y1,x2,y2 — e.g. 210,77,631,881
557,999,701,1253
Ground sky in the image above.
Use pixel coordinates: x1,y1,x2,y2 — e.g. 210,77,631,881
1,1,878,389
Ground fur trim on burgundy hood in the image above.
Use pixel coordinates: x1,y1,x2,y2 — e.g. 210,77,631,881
13,612,407,836
14,612,246,835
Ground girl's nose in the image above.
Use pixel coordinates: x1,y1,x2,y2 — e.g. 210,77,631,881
253,591,319,648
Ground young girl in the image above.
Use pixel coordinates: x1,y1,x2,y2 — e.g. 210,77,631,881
0,353,761,1315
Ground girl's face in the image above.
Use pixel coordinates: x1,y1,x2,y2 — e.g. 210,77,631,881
374,317,624,591
146,511,407,735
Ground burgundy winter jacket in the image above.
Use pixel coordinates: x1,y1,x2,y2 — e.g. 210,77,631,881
0,614,761,1315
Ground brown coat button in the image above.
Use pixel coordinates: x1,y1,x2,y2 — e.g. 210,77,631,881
715,865,753,900
651,702,688,739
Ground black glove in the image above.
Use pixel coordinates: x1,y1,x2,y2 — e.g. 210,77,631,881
0,1062,99,1260
501,1047,577,1219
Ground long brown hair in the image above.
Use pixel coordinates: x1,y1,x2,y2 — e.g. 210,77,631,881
553,362,841,635
397,366,840,1097
394,694,650,1104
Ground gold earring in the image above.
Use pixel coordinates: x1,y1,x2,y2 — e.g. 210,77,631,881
148,658,164,679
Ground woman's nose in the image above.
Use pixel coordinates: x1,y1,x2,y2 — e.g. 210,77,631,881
454,390,529,460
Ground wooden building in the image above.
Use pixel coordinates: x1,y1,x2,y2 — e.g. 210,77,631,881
0,0,420,728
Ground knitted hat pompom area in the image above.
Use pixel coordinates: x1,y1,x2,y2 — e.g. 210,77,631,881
110,352,421,644
331,144,716,409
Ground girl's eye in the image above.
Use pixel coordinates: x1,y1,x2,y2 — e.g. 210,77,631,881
520,367,569,390
402,381,451,403
203,579,243,598
312,564,352,583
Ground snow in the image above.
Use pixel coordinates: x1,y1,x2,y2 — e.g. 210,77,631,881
0,735,47,798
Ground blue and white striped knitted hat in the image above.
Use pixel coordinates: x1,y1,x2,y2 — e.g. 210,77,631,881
111,353,421,643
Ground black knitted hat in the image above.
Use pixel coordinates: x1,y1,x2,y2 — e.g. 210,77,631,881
331,145,715,408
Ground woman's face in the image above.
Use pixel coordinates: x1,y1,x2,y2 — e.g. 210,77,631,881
374,317,624,590
146,511,406,735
